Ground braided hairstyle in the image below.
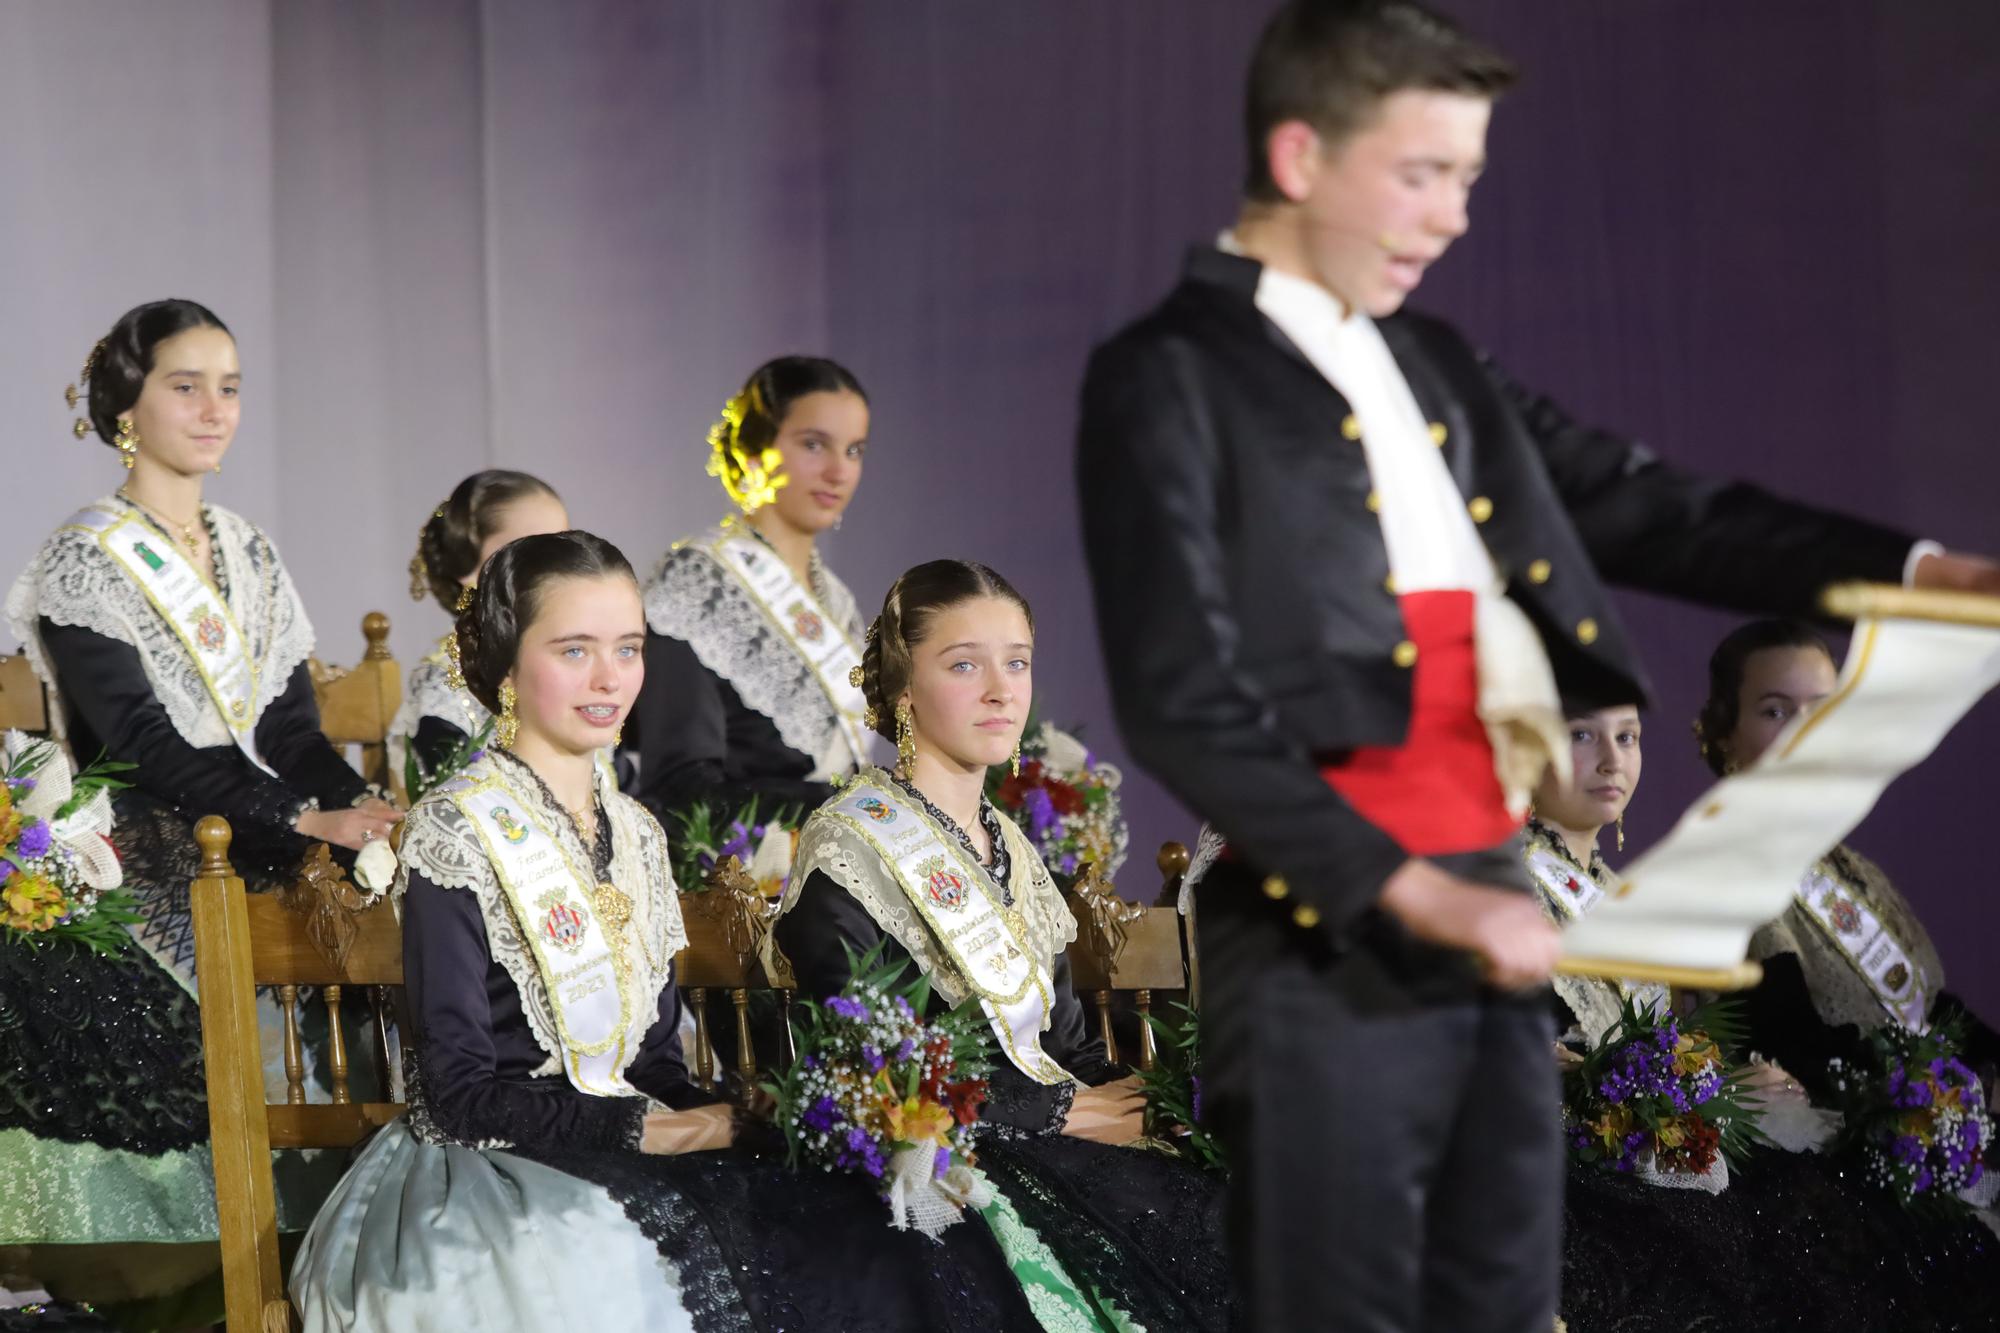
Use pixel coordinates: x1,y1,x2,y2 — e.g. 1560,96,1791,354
410,471,563,609
73,300,232,447
453,530,637,715
858,559,1033,740
1693,618,1834,775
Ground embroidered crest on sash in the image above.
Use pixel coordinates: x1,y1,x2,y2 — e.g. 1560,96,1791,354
811,773,1074,1087
491,806,530,844
132,540,166,571
788,600,825,643
919,856,967,908
191,607,227,652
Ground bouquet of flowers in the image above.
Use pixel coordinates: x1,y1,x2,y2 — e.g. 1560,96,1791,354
670,797,800,897
402,719,492,808
2,732,137,954
1564,997,1765,1189
1826,1013,1991,1215
767,945,995,1235
1137,1003,1226,1173
989,722,1129,881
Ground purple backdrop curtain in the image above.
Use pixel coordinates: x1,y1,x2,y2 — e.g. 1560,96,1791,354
2,1,1994,1019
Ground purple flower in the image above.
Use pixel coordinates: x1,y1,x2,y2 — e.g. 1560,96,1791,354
718,820,755,864
892,996,915,1022
15,821,52,860
826,996,871,1023
6,777,35,794
895,1037,916,1062
836,1127,885,1179
1191,1074,1204,1126
801,1094,843,1134
862,1044,885,1074
1021,787,1061,842
933,1148,954,1180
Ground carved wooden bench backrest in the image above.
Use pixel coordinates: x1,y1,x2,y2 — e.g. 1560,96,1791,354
308,611,401,790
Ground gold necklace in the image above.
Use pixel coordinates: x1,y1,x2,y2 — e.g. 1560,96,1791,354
118,486,202,552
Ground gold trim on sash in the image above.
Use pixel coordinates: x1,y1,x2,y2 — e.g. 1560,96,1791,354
75,506,271,775
453,769,643,1093
1794,863,1929,1031
703,529,873,770
819,774,1073,1086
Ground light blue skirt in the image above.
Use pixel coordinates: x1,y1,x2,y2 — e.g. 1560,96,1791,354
290,1119,694,1333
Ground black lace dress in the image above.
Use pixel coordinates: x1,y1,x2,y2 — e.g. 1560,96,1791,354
295,757,1161,1333
771,781,1236,1332
1,503,371,1289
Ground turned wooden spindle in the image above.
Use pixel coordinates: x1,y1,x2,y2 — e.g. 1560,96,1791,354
1135,990,1156,1071
324,985,351,1105
776,991,798,1067
1093,989,1118,1065
689,988,712,1084
279,986,306,1105
731,988,755,1096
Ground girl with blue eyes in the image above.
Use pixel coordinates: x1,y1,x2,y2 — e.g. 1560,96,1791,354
4,300,397,1311
775,560,1236,1332
294,531,735,1330
626,356,876,827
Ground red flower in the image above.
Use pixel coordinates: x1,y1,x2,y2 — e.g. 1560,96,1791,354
1045,779,1086,816
943,1077,988,1127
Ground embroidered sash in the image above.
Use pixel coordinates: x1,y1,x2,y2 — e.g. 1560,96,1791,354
703,529,872,771
1525,845,1607,922
453,770,644,1094
70,505,273,776
820,775,1073,1085
1795,864,1929,1031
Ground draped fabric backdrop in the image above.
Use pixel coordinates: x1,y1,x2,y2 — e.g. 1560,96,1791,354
3,2,1995,1019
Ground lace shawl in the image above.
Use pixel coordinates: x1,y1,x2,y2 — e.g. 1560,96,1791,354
5,497,315,748
786,769,1079,1009
1750,843,1944,1033
642,523,868,780
396,751,688,1079
1523,819,1668,1042
385,635,490,778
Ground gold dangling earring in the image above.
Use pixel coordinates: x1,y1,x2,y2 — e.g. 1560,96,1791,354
114,418,139,470
496,681,519,749
212,460,222,474
1011,740,1021,778
1616,815,1626,852
894,697,916,779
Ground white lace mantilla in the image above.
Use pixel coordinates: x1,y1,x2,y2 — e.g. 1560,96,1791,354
787,769,1079,1009
386,636,490,779
644,522,868,780
396,751,686,1078
6,497,315,748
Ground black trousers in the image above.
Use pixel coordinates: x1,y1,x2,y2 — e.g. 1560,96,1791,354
1199,840,1560,1333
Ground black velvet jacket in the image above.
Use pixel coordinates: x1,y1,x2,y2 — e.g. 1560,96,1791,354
1077,247,1915,941
624,631,832,827
403,869,712,1150
41,618,369,860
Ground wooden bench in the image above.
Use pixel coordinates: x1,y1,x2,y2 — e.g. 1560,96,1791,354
194,816,1202,1330
192,817,405,1333
0,652,51,735
1063,843,1199,1071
